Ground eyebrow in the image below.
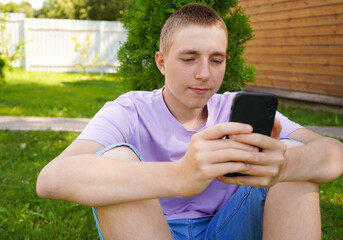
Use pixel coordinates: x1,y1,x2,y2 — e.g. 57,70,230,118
179,49,226,57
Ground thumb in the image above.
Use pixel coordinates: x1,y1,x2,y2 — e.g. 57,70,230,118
271,118,282,139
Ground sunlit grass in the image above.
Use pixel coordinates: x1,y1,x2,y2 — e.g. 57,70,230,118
278,102,343,126
0,68,129,118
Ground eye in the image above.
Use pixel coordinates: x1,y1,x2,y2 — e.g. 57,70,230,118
211,59,224,64
182,58,194,62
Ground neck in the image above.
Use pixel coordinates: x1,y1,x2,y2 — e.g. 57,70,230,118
173,106,208,131
188,106,208,131
162,88,208,130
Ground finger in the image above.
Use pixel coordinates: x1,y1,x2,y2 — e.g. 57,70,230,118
271,118,282,139
196,122,253,141
204,138,260,153
230,133,286,152
228,162,280,176
206,157,279,182
204,161,252,178
205,148,259,164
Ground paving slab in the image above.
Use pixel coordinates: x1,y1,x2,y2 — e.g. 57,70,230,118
305,126,343,139
0,116,90,132
0,116,343,139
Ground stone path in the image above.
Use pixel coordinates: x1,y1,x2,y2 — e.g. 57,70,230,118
1,116,343,139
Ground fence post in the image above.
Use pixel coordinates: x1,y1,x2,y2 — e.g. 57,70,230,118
23,16,29,71
99,21,104,75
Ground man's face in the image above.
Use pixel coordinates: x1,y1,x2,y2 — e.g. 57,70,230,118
157,25,227,115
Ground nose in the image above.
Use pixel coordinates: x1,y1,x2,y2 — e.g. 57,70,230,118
195,60,211,81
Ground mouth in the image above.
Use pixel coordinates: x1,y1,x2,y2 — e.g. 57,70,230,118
189,87,210,95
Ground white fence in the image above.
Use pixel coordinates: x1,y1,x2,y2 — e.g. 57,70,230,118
2,13,127,74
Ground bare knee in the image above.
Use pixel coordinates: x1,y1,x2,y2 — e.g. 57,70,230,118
269,181,319,198
264,181,321,240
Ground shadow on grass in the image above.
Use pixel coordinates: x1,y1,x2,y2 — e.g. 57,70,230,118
320,200,343,239
319,175,343,240
0,130,98,239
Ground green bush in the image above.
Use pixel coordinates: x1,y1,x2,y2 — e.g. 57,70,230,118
0,54,5,89
117,0,256,92
0,11,25,89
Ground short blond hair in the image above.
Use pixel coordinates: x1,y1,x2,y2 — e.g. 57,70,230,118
159,3,228,56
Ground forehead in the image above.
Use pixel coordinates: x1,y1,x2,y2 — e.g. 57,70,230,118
170,25,227,54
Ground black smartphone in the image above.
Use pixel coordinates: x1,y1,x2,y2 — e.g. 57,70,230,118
224,92,278,177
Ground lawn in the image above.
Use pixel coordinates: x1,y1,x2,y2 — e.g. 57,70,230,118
1,68,343,125
0,68,129,118
0,69,342,239
0,130,98,239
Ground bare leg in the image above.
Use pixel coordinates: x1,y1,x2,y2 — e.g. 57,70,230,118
263,181,321,240
263,139,321,239
97,146,173,240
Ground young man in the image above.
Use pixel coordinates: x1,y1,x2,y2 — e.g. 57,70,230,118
36,3,343,240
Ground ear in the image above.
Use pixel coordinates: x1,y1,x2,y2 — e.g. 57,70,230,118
155,51,166,75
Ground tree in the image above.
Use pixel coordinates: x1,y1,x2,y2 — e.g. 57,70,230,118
36,0,128,20
0,1,35,18
117,0,256,92
37,0,75,19
86,0,127,21
72,0,89,20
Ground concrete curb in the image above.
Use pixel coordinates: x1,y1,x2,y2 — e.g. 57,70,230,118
1,116,343,139
0,116,90,132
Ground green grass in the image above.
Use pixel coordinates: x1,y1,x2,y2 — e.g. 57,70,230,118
0,130,98,239
0,69,342,238
0,130,342,239
278,100,343,126
320,174,343,239
1,68,343,126
0,68,129,118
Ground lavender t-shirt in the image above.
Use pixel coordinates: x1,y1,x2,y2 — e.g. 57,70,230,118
76,88,302,220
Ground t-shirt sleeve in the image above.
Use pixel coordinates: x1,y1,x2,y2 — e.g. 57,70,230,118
276,111,303,138
75,94,137,147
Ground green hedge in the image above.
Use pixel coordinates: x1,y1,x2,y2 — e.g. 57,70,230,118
118,0,256,92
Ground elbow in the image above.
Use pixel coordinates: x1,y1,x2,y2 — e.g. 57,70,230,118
36,166,61,200
324,138,343,182
36,169,52,199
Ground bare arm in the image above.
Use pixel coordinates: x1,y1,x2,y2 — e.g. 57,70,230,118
36,123,257,206
219,124,343,186
279,128,343,183
36,140,181,206
38,121,341,207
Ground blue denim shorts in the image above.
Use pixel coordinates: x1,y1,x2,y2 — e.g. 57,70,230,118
92,143,268,240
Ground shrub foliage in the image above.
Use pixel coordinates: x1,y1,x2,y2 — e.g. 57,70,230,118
117,0,256,92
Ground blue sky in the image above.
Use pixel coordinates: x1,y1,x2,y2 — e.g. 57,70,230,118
0,0,44,9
